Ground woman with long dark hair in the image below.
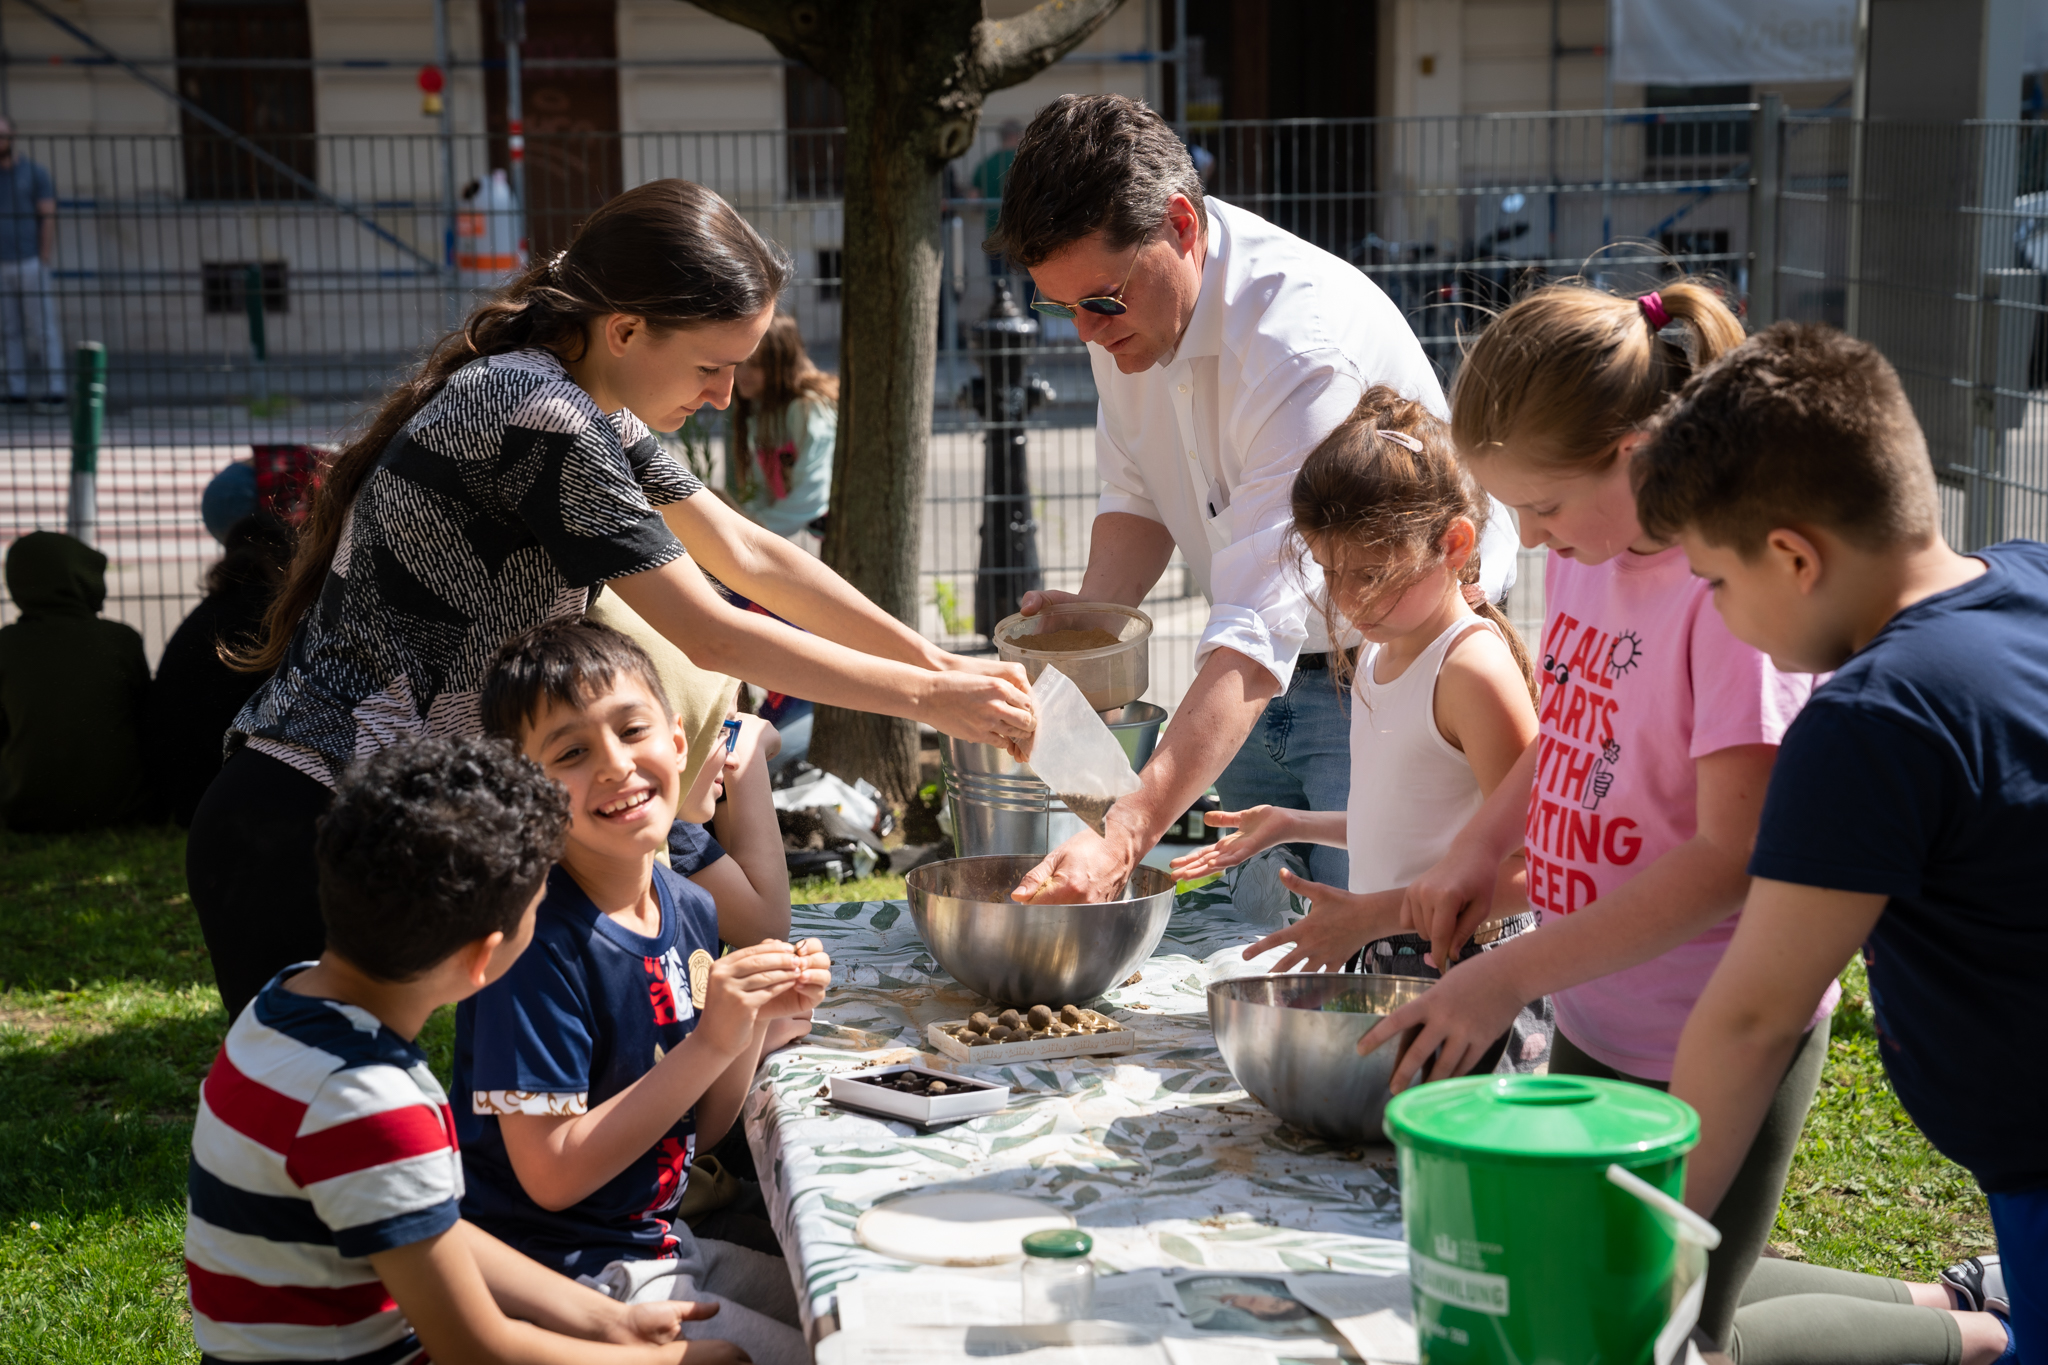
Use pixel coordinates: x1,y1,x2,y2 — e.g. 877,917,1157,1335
189,179,1033,1019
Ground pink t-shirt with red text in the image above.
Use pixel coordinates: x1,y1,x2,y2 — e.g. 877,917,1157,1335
1528,546,1836,1079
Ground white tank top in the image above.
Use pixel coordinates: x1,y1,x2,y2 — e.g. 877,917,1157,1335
1346,615,1502,895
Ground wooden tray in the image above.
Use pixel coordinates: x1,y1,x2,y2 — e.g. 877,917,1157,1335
925,1014,1141,1064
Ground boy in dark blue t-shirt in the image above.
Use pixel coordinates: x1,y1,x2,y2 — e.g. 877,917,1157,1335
455,619,829,1365
1639,323,2044,1365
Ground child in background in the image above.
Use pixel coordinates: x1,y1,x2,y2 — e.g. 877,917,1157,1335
457,618,825,1365
1355,278,1831,1362
1170,388,1546,1069
1644,324,2031,1365
729,312,837,549
669,709,793,950
183,735,741,1365
0,530,152,831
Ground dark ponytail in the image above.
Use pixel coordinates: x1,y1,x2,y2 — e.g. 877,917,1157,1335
233,179,792,674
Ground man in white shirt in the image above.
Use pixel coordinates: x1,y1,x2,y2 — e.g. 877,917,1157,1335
994,95,1517,914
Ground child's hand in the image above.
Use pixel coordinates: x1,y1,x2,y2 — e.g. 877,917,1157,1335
1402,840,1505,982
1168,806,1293,880
769,938,831,1019
1355,947,1526,1092
606,1297,722,1345
695,941,806,1057
1239,874,1403,972
729,712,780,770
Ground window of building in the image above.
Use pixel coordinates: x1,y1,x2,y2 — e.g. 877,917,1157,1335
175,0,316,201
202,261,290,315
1659,230,1732,266
1644,83,1752,166
787,66,846,200
815,248,843,302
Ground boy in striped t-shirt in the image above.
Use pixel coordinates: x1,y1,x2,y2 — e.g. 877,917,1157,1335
183,736,743,1365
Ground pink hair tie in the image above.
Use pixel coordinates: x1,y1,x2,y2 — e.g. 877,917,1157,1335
1638,291,1672,332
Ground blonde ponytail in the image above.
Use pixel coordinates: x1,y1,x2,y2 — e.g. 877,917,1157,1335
1450,273,1745,476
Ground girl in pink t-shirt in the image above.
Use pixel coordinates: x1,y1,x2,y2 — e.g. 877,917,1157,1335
1356,278,1905,1361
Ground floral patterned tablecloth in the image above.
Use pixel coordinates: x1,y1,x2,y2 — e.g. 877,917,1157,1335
743,893,1413,1336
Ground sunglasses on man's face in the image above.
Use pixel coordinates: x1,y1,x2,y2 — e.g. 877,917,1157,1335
1030,245,1144,321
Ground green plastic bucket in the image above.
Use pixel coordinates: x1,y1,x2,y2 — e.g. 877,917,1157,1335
1384,1075,1717,1365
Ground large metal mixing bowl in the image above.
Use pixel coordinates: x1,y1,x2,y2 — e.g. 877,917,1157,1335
1208,974,1434,1143
905,855,1175,1006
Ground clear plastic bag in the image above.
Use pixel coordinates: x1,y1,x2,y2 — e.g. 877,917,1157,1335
1025,667,1142,836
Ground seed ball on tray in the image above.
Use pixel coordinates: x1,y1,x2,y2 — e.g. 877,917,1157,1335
997,1009,1023,1030
967,1012,992,1034
1027,1004,1054,1030
1059,1004,1084,1026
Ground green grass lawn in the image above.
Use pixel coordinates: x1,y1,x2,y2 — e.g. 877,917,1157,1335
0,828,1995,1360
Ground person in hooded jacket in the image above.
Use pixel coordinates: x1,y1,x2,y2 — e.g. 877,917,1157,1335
0,531,153,831
146,512,293,826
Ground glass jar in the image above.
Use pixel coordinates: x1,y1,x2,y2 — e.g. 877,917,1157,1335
1019,1228,1095,1323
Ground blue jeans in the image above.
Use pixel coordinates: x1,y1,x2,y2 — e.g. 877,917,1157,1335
1212,664,1354,920
1990,1187,2045,1365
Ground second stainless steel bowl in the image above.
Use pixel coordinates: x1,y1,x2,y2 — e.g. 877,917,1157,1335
905,854,1175,1005
1207,973,1433,1143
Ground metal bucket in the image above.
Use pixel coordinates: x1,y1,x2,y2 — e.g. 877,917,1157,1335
942,701,1165,858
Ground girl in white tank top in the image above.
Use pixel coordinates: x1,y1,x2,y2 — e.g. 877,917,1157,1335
1171,388,1547,1066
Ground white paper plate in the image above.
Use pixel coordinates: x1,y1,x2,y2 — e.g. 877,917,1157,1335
855,1191,1074,1266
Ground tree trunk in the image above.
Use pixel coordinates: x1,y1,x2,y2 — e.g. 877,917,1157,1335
685,0,1125,805
804,3,972,805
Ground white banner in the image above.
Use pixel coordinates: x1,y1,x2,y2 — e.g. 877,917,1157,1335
1612,0,1856,86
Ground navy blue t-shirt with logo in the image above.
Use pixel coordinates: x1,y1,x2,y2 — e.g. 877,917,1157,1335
454,861,721,1273
1748,539,2048,1193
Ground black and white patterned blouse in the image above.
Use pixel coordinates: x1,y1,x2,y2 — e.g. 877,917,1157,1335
232,349,701,786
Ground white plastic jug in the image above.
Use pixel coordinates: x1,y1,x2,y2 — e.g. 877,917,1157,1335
457,169,524,288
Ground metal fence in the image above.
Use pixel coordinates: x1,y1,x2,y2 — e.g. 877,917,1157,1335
7,105,2032,714
1771,111,2048,552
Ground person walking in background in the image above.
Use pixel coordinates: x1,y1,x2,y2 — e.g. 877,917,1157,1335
0,116,64,412
729,312,836,552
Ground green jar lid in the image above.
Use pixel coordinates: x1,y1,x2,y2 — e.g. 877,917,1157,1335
1022,1229,1094,1258
1385,1076,1699,1166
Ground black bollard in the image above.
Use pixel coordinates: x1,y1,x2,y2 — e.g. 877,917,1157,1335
963,283,1054,642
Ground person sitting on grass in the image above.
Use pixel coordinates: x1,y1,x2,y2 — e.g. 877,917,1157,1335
1641,323,2038,1365
669,707,793,951
0,530,153,832
457,618,828,1365
182,734,744,1365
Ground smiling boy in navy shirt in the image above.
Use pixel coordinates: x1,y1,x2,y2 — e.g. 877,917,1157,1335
455,619,828,1365
1640,323,2045,1365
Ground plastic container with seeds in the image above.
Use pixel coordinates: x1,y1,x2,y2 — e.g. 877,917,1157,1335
994,603,1152,712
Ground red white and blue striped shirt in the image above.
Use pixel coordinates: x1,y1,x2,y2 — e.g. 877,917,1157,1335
185,966,462,1364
